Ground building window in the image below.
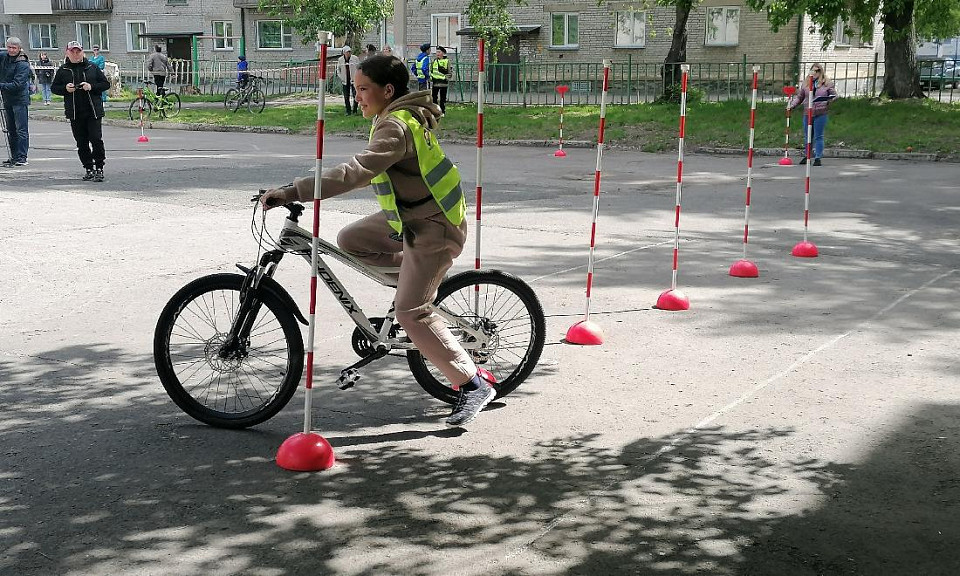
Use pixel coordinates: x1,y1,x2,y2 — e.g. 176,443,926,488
705,7,739,46
1,24,11,46
431,13,460,52
257,20,292,50
126,21,147,52
213,21,234,50
615,10,646,48
834,16,851,47
551,13,579,49
77,21,109,51
29,23,58,50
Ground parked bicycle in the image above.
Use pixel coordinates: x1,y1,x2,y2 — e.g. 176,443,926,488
223,75,266,114
127,81,181,120
153,194,546,429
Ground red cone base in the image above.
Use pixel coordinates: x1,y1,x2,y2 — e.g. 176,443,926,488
729,259,759,278
276,432,335,471
554,149,567,157
778,157,792,165
655,289,690,311
791,241,819,258
564,319,604,345
137,135,149,143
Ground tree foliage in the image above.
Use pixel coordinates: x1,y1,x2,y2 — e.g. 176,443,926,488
453,0,528,56
257,0,392,48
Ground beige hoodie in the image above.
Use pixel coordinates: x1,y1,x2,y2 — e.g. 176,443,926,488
292,90,448,219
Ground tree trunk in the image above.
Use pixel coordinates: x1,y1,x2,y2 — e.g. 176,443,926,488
880,0,925,99
662,1,694,100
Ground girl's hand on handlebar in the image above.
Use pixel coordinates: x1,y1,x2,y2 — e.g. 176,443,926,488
260,186,295,210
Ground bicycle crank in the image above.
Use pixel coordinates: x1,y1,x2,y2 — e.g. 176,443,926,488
336,347,389,390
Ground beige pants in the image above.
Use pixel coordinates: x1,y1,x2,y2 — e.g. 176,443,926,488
337,210,477,386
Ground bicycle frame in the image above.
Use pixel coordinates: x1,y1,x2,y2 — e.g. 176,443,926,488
248,207,491,357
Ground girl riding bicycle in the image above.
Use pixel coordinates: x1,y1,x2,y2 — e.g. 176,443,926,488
261,55,495,427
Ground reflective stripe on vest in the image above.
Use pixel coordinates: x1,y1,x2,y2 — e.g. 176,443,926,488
430,58,449,81
369,109,465,234
416,54,428,80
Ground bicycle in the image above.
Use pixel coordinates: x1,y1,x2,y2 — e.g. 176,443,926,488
127,81,181,120
153,194,547,429
223,75,266,114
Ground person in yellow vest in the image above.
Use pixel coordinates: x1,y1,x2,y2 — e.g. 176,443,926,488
260,55,494,427
429,46,452,115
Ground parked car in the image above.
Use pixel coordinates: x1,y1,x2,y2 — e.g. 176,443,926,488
919,58,960,89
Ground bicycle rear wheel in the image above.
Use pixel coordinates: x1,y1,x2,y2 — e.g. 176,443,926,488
248,88,265,113
161,93,181,118
128,97,152,120
153,273,304,428
407,270,546,404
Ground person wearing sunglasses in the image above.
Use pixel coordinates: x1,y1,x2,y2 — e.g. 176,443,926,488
787,64,838,166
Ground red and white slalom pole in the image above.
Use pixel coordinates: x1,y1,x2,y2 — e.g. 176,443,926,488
136,88,149,143
565,60,611,346
792,74,819,258
779,85,796,165
730,65,761,278
656,64,692,311
473,38,486,312
554,85,569,157
276,31,335,472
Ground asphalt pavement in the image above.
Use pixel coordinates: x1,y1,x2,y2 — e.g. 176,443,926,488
1,119,958,575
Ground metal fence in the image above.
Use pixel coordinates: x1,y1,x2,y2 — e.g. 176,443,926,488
111,56,958,105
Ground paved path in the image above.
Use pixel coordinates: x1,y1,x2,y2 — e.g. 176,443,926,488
1,120,958,575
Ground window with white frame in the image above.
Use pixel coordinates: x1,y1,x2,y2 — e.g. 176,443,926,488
551,13,579,48
257,20,291,50
126,21,147,52
705,7,739,46
615,10,646,48
834,16,850,46
29,23,57,50
431,13,460,51
213,21,234,50
1,24,12,46
77,21,109,51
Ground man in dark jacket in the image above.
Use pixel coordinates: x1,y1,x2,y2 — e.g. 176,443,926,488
51,41,110,182
0,36,32,167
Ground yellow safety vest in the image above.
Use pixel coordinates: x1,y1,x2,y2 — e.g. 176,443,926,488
430,58,449,81
369,110,465,234
415,54,428,80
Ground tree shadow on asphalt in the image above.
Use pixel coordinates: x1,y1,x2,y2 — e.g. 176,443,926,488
2,344,958,575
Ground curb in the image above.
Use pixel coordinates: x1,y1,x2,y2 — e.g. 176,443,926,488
31,113,956,162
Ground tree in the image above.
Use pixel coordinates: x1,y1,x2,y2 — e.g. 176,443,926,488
745,0,960,99
257,0,392,50
454,0,528,56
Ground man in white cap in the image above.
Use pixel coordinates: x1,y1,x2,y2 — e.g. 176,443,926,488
336,46,360,115
51,40,110,182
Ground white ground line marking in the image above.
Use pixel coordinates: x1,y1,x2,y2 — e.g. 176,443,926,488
503,267,957,562
528,239,675,283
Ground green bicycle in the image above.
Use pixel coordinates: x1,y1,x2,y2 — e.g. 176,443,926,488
128,81,181,120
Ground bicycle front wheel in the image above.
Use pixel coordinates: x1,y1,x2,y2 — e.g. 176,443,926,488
248,88,265,113
160,93,181,118
407,270,546,404
153,273,304,428
128,97,152,121
224,88,239,109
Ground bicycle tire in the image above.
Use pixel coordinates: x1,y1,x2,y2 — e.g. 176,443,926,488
153,273,304,428
128,97,152,121
163,93,181,118
224,88,239,110
407,269,546,404
248,88,266,114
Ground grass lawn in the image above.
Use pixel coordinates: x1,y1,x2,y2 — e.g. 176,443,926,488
105,97,960,155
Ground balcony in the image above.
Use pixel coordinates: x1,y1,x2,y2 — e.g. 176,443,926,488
51,0,113,11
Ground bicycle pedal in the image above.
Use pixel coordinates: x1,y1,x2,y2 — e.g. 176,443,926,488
337,368,360,390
